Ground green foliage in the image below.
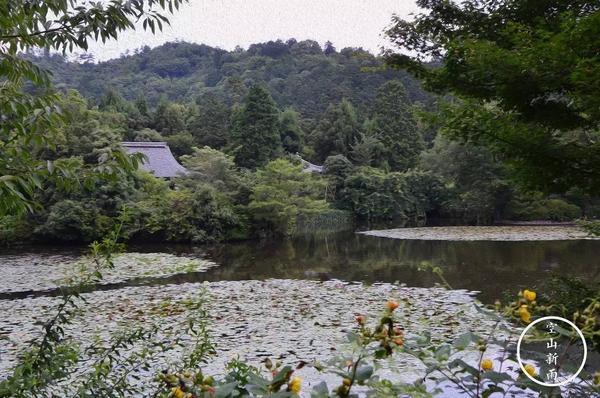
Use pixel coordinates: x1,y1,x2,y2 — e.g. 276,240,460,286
510,197,582,222
153,100,188,135
31,40,429,120
248,159,329,236
0,215,30,245
323,154,354,204
180,146,251,201
371,80,424,171
340,167,443,223
34,199,111,242
188,93,231,149
231,85,282,169
126,184,240,243
166,131,195,157
278,108,304,154
421,136,511,224
312,99,361,162
578,220,600,237
386,0,600,194
133,128,164,142
0,0,186,216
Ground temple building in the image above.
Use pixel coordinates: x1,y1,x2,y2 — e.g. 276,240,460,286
121,142,188,178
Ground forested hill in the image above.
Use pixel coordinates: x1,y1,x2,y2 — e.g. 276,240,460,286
32,39,431,118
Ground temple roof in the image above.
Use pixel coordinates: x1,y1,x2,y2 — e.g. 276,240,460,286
121,142,188,178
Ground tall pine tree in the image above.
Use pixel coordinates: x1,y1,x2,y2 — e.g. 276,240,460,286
312,99,361,162
372,80,424,171
189,93,231,149
279,108,304,154
231,85,282,169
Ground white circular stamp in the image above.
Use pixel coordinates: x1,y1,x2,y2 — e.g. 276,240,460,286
516,316,587,387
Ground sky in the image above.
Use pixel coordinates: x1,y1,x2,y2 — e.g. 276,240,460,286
85,0,420,61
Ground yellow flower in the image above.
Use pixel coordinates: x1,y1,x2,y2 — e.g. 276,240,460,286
171,387,185,398
519,305,531,323
523,289,537,302
385,299,400,312
481,358,493,371
289,376,302,394
524,363,537,378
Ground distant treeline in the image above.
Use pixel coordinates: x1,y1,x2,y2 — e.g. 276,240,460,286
2,40,596,245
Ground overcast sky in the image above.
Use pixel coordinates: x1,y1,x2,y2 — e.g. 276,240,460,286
85,0,419,61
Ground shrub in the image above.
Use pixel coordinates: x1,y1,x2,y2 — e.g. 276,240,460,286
340,167,444,223
126,185,241,243
0,215,32,245
133,128,164,142
166,132,195,157
248,159,329,236
578,219,600,236
34,200,108,242
528,199,581,221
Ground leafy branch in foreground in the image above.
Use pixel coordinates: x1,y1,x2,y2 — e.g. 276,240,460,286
0,0,187,216
0,222,123,397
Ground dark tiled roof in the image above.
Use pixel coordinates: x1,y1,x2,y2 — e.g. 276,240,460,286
121,142,188,178
292,154,324,173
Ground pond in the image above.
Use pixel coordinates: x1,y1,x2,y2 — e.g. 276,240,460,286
2,230,599,303
1,228,598,395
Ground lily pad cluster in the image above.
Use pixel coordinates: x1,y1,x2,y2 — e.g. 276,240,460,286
0,252,217,294
0,277,501,392
362,225,595,241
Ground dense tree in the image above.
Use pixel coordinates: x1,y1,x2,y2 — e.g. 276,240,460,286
153,100,188,135
323,154,354,203
312,100,362,162
166,132,194,158
278,109,304,154
188,93,231,149
386,0,600,193
230,85,282,169
30,40,428,120
248,159,328,236
349,120,385,167
324,41,336,55
133,128,164,142
371,81,424,171
421,136,511,224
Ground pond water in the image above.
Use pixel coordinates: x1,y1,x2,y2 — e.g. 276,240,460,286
123,231,600,304
1,231,599,303
1,230,599,395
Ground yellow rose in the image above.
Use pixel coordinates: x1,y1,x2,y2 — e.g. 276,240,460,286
523,289,537,302
289,376,302,394
519,305,531,323
524,363,537,377
481,358,493,371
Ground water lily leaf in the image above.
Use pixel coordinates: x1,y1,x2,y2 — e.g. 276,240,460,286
310,381,329,397
453,332,477,350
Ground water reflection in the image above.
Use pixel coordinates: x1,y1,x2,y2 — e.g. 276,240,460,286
131,232,600,304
